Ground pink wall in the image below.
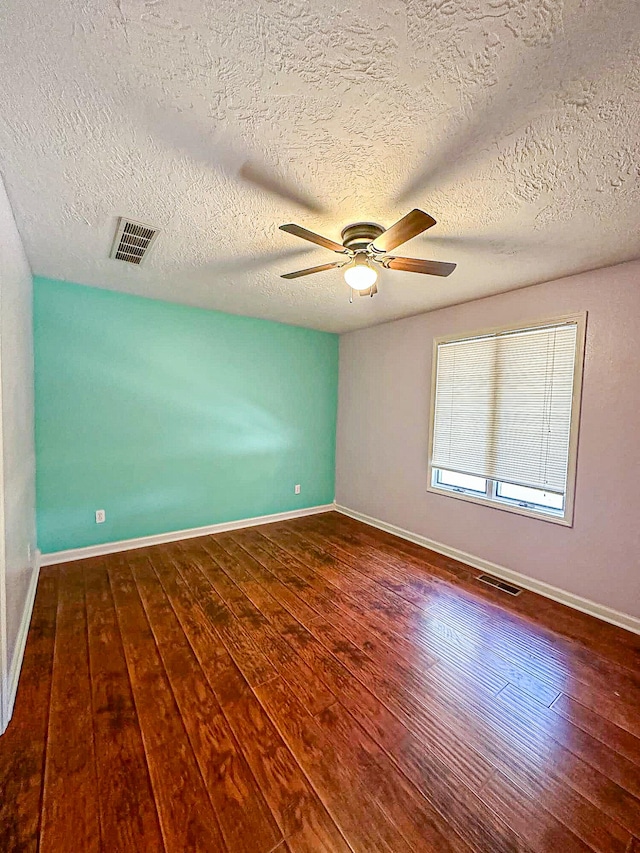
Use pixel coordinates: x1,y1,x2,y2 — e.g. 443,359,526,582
336,259,640,620
0,175,37,732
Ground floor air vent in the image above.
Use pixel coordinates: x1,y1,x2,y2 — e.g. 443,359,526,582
477,574,522,596
110,218,159,265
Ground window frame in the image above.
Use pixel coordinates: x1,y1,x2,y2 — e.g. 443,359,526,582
427,312,587,527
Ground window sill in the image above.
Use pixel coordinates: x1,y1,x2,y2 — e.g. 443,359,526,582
426,483,574,527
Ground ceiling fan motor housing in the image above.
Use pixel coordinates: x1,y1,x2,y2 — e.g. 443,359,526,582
340,222,385,252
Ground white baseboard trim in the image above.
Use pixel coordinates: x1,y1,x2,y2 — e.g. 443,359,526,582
40,504,335,567
335,504,640,636
3,554,41,731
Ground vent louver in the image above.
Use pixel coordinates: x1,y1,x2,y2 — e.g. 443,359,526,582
477,574,522,596
110,218,159,265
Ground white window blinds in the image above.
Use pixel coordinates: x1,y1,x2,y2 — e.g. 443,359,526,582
431,322,579,493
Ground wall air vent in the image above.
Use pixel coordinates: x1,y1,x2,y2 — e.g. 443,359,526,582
110,218,159,265
477,574,522,596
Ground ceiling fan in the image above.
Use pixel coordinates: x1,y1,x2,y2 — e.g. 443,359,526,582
279,209,456,298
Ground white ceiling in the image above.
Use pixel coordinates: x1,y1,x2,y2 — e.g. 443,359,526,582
0,0,639,333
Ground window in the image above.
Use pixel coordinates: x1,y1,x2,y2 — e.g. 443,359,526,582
428,314,586,525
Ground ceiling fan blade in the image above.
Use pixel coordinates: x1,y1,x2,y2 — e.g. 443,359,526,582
239,163,325,214
280,224,350,254
281,262,342,280
383,256,456,276
370,209,436,254
142,103,325,214
192,248,312,276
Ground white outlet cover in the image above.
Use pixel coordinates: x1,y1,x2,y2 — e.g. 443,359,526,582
95,509,106,523
294,484,301,494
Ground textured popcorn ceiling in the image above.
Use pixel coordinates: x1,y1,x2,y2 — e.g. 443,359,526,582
0,0,639,333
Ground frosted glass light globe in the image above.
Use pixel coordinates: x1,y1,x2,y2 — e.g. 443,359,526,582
344,262,378,291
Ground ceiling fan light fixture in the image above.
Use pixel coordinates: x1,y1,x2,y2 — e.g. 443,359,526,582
279,210,455,289
344,255,378,291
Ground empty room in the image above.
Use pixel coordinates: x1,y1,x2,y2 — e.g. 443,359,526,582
0,0,639,851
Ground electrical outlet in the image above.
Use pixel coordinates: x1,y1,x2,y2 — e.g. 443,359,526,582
294,484,301,495
95,509,106,524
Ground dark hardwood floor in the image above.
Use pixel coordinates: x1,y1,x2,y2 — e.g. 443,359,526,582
1,511,639,852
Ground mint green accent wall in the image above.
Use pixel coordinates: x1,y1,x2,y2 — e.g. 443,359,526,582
34,278,338,553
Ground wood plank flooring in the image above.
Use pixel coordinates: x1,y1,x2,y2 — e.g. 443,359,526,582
1,511,639,852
